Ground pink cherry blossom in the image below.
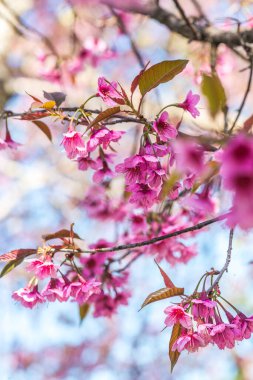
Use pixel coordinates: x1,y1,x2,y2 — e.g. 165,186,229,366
191,298,217,320
26,257,58,280
64,276,101,304
12,285,45,309
153,112,177,142
41,278,68,302
178,90,200,118
209,323,238,349
127,183,158,209
164,305,192,329
116,154,158,185
172,331,205,352
97,77,120,106
61,127,85,159
87,128,124,152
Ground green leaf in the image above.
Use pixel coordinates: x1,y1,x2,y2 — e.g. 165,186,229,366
79,303,90,324
90,106,121,127
169,323,181,373
140,287,184,310
201,72,226,118
138,60,188,96
32,120,52,141
0,258,24,277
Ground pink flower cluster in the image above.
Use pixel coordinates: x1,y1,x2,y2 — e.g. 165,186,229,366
12,255,101,309
164,292,253,353
218,134,253,229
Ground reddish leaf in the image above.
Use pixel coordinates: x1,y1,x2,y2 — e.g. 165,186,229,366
243,114,253,132
90,106,121,127
18,111,50,120
32,120,52,141
131,61,150,94
0,249,37,262
154,260,175,288
26,92,42,103
169,323,182,372
140,287,184,310
42,229,82,241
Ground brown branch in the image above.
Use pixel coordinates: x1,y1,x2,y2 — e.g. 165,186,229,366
172,0,198,39
207,228,234,293
65,215,226,255
122,3,253,51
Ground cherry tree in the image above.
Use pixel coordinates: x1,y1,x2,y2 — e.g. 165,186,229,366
1,0,253,376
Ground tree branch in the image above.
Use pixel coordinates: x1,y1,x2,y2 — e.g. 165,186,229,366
207,228,234,293
62,214,226,255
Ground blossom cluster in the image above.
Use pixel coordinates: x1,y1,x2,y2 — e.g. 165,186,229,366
164,291,253,353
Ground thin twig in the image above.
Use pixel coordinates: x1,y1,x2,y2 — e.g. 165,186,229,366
207,228,234,293
173,0,198,39
229,57,253,133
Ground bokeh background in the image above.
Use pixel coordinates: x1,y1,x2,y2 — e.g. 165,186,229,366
1,0,253,379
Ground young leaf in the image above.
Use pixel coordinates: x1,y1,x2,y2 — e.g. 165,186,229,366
26,92,42,103
32,120,52,141
201,72,226,118
140,287,184,310
43,91,66,107
90,106,121,127
42,229,82,241
154,260,175,288
18,111,50,120
0,258,24,278
169,323,181,373
40,101,56,109
138,60,188,96
243,114,253,132
131,61,150,94
0,249,37,262
79,303,90,324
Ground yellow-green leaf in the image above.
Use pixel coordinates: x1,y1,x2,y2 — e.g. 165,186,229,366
201,72,226,118
138,60,188,96
140,287,184,310
32,120,52,141
169,323,181,373
90,106,121,127
40,100,56,109
0,258,24,277
79,303,90,324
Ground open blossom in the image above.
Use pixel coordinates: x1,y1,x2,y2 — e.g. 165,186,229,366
164,305,192,329
61,127,85,159
175,140,205,174
127,183,158,209
64,276,101,304
178,90,200,118
87,128,125,152
12,285,45,309
231,314,253,340
153,112,177,142
26,257,58,280
172,331,205,352
41,278,68,302
97,77,120,106
115,154,158,185
209,323,238,349
191,298,217,320
217,134,253,229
